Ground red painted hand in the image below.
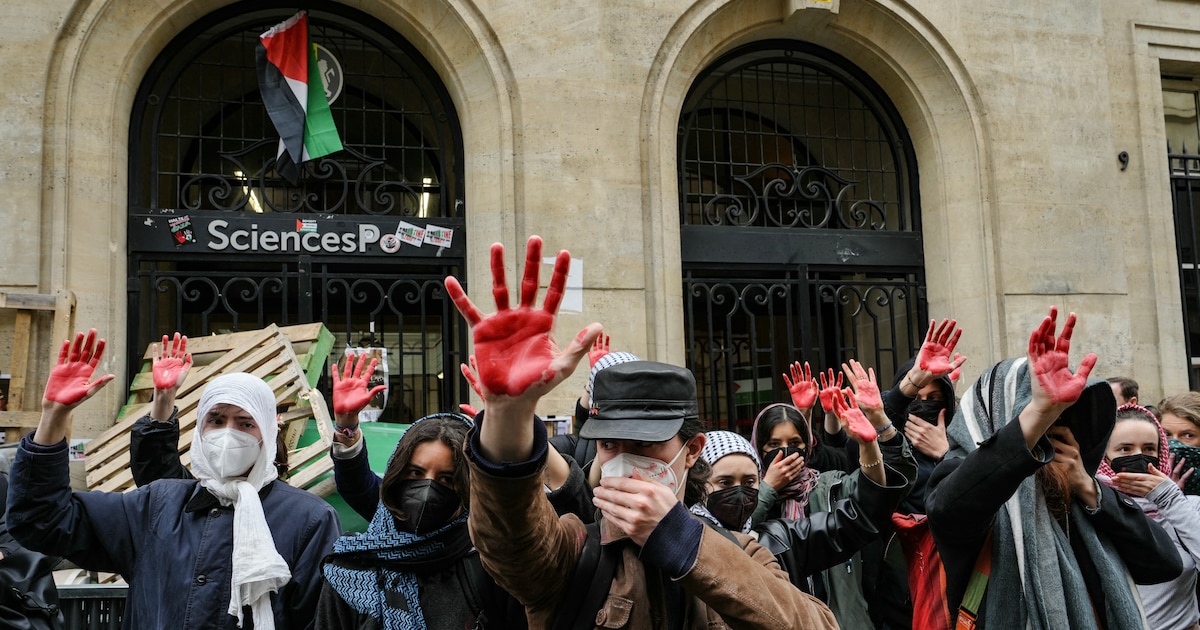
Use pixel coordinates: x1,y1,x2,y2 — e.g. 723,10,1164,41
332,353,386,416
43,329,115,408
461,356,484,397
589,335,611,369
444,236,601,400
832,390,877,444
782,361,818,412
817,369,843,413
841,359,882,412
1027,306,1097,406
459,403,480,417
152,332,192,390
916,318,967,376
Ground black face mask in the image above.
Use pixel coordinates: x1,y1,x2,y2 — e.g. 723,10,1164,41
1109,454,1158,475
906,398,946,424
389,479,462,535
762,446,805,468
706,485,759,531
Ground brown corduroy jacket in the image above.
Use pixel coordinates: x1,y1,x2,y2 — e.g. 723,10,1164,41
467,457,838,630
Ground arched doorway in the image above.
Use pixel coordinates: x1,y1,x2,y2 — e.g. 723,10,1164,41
127,3,466,422
678,41,925,430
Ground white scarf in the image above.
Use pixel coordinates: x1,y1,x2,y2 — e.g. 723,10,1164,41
191,373,291,629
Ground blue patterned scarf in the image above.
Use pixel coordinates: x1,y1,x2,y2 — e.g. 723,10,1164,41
323,505,472,629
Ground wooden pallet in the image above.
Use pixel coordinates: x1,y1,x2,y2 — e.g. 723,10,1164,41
84,324,336,494
0,291,76,443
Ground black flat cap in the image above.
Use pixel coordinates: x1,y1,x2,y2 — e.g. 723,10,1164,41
580,361,700,442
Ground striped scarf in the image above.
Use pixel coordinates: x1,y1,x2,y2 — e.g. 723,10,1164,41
946,358,1147,630
322,505,471,629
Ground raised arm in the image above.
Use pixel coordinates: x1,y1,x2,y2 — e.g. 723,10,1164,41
9,330,144,574
131,333,194,485
444,237,600,460
328,353,388,521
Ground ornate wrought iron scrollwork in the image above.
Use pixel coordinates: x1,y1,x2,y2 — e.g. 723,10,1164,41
175,139,437,216
700,164,889,230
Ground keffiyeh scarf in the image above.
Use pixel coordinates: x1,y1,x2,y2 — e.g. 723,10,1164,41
751,403,820,520
323,508,472,629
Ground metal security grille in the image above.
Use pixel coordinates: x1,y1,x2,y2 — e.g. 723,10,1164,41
1171,145,1200,388
128,4,467,419
679,41,925,429
128,256,461,423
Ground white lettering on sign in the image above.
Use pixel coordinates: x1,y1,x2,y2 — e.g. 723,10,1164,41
205,219,401,254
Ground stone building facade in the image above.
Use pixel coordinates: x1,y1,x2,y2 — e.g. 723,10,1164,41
1,0,1198,437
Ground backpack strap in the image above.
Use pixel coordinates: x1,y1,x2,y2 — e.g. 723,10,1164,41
954,529,994,630
552,521,617,630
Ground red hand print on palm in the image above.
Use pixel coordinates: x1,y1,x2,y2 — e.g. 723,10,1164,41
1028,307,1097,405
842,360,882,411
445,236,574,397
44,329,113,407
152,332,192,390
817,369,843,413
917,318,966,375
332,353,386,416
782,361,818,411
832,390,877,443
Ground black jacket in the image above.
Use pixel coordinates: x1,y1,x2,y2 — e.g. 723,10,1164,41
0,473,64,630
927,418,1182,626
755,431,916,592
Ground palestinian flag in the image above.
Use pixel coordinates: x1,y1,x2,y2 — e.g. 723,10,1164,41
256,11,342,184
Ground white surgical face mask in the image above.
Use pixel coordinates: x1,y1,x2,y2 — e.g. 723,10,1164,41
200,428,262,479
600,442,689,492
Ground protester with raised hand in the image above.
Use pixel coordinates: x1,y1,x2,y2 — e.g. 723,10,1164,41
691,425,913,613
327,352,390,520
129,332,291,486
7,329,340,629
750,381,916,627
318,412,529,629
927,307,1181,629
447,235,837,629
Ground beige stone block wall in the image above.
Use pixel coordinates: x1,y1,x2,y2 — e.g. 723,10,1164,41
3,0,1200,433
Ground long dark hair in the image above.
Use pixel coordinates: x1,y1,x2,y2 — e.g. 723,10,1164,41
379,415,471,523
751,404,812,461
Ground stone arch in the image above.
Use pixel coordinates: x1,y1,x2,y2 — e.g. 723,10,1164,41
641,0,998,369
39,0,516,434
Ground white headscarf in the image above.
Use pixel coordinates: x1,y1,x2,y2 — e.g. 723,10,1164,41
191,373,291,630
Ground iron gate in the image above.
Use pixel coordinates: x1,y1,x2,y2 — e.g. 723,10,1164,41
128,256,463,422
679,41,926,429
126,4,467,419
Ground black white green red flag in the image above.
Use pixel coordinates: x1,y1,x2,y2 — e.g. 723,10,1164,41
256,11,342,183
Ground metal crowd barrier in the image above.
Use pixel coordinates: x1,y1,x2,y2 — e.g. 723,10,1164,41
56,584,127,630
